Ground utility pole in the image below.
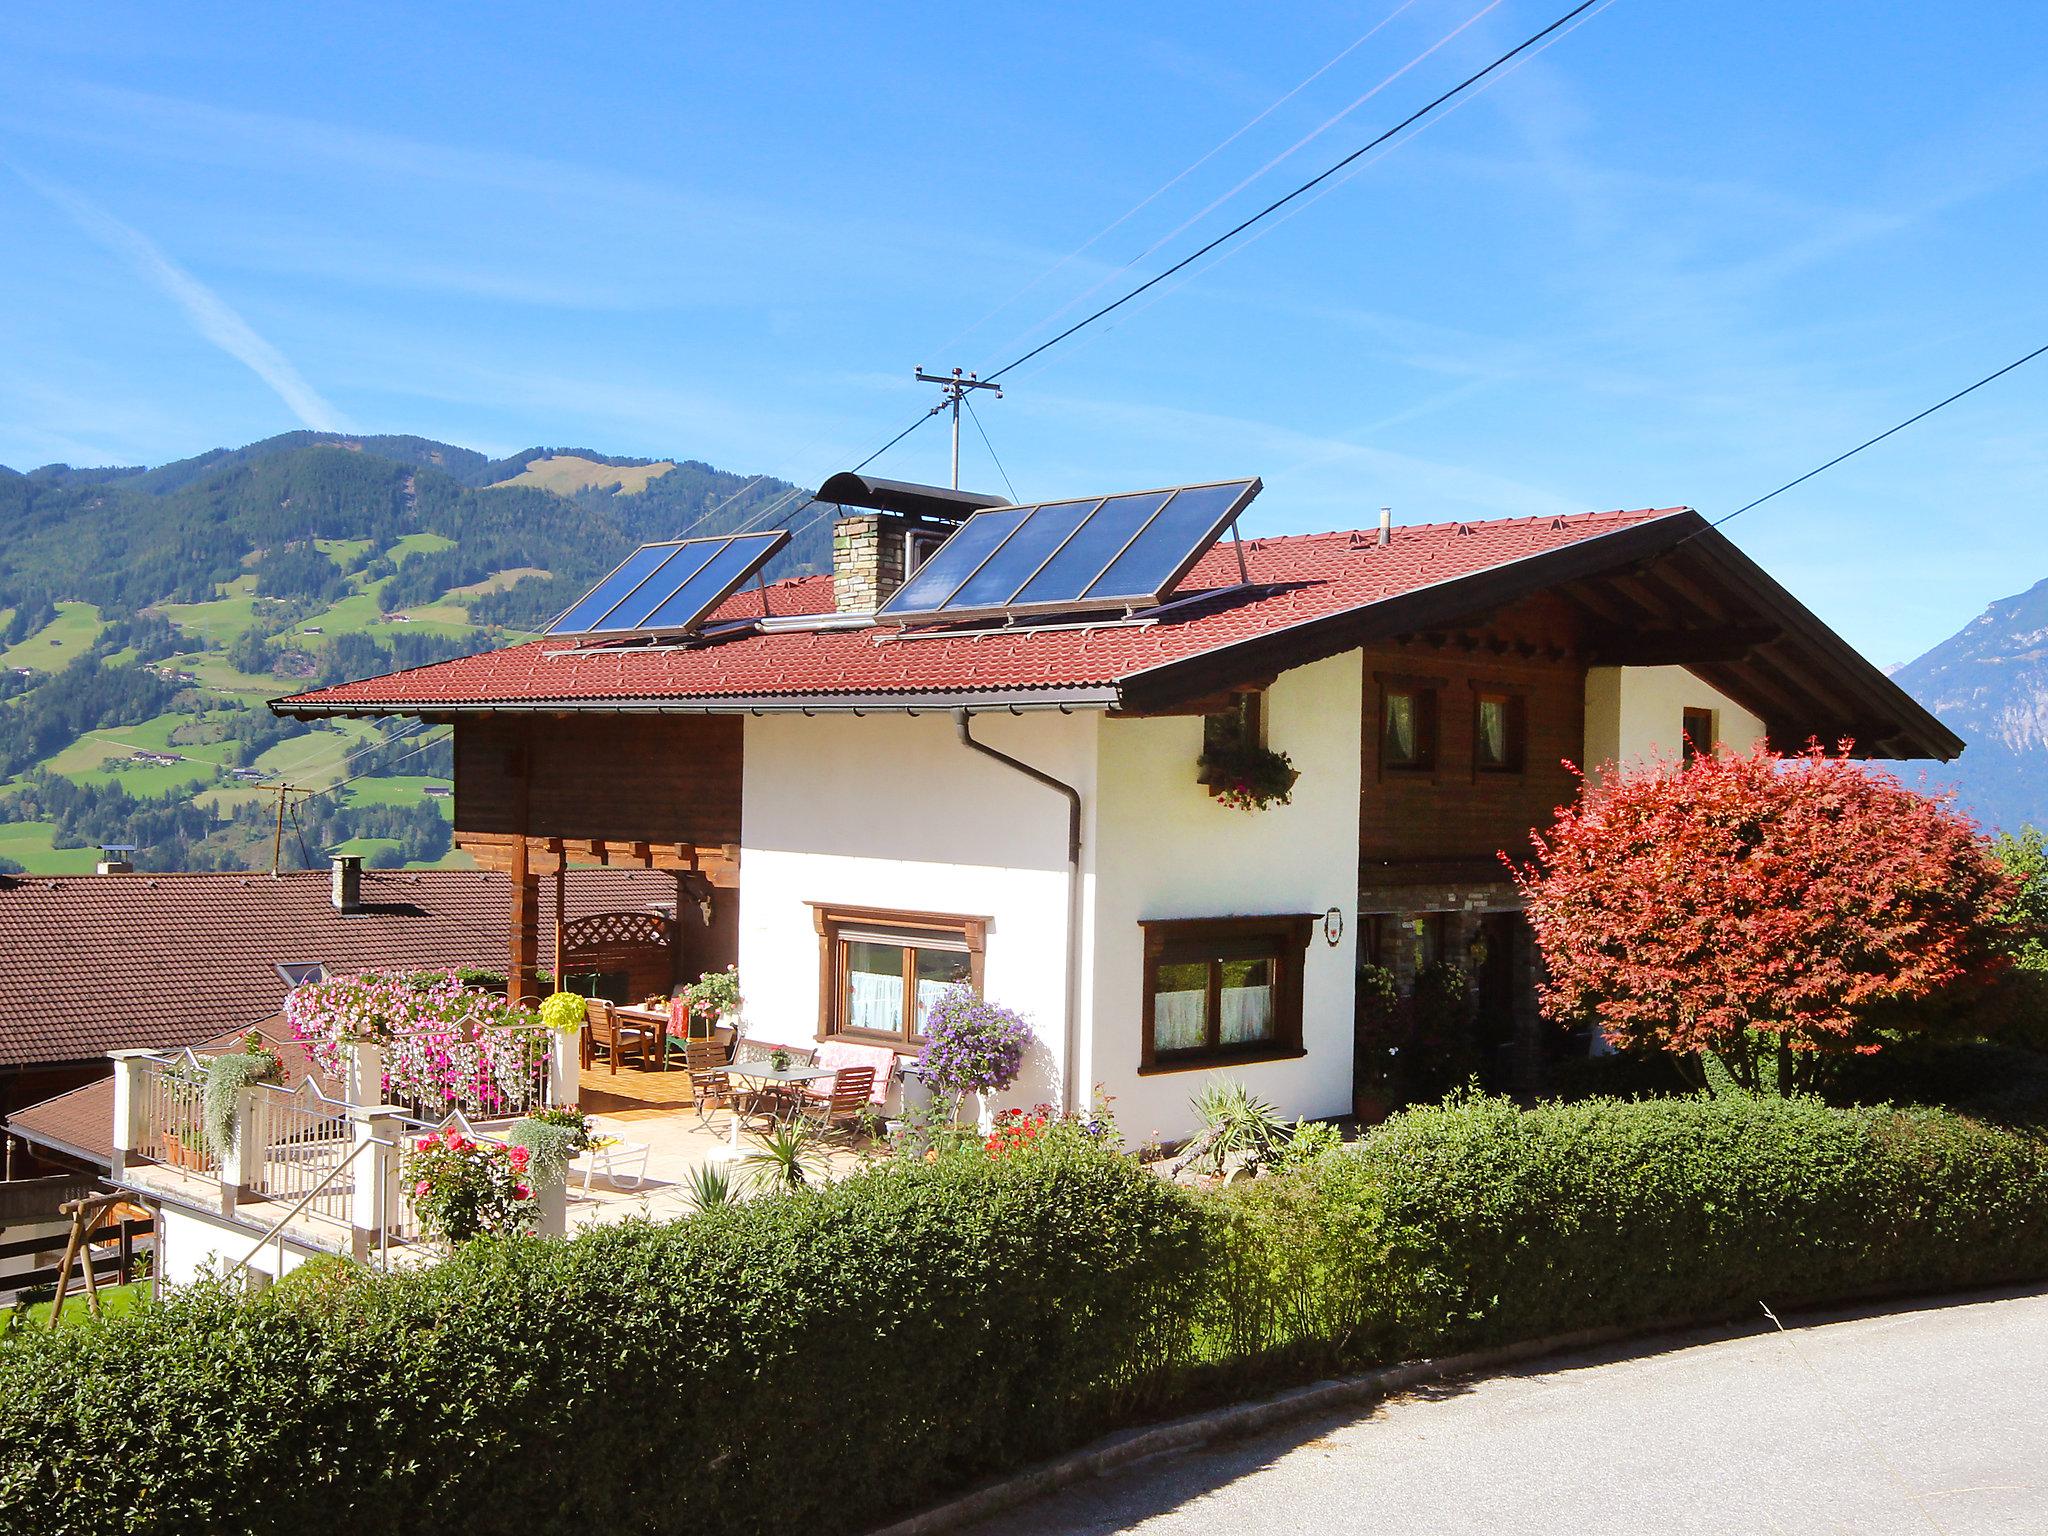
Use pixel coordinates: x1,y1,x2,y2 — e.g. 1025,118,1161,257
914,367,1003,488
267,783,314,876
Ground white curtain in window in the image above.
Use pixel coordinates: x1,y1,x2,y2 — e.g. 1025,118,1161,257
1220,981,1274,1044
848,970,904,1033
1152,987,1208,1052
1477,700,1507,764
913,976,951,1032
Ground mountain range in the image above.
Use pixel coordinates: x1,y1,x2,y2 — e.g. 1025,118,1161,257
0,431,820,874
1893,575,2048,835
0,429,2038,871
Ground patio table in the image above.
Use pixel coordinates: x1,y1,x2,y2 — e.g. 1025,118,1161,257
714,1061,837,1157
572,1137,651,1194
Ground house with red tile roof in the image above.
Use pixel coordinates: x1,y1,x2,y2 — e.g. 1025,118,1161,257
273,477,1957,1139
0,864,676,1172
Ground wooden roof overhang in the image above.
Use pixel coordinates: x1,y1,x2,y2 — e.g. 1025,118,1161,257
455,832,739,888
1117,511,1961,760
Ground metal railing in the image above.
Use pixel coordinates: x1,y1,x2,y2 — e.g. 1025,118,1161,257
227,1133,400,1281
381,1021,555,1122
249,1079,355,1228
131,1050,217,1176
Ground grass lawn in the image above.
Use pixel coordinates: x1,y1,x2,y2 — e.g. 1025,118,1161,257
337,773,453,810
390,531,456,563
0,602,104,672
155,576,268,646
314,537,375,568
0,822,104,874
251,718,387,785
489,454,673,496
4,1280,150,1335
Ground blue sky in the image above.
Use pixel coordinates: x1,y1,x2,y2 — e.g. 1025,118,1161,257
3,1,2045,667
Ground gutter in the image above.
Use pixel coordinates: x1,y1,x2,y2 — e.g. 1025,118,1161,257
272,686,1123,721
953,709,1083,1116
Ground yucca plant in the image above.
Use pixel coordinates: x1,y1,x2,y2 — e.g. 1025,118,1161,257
682,1161,736,1212
741,1121,820,1193
1189,1079,1293,1177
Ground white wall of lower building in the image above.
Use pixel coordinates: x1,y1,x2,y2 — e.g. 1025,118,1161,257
1583,665,1768,778
738,709,1099,1110
153,1201,322,1288
1088,651,1364,1144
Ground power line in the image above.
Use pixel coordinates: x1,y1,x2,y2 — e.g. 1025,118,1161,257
982,0,1608,386
994,0,1620,394
964,393,1019,503
925,0,1425,363
975,0,1505,375
1699,340,2048,537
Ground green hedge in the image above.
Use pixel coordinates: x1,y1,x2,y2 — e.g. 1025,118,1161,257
7,1096,2048,1535
0,1133,1207,1536
1209,1093,2048,1366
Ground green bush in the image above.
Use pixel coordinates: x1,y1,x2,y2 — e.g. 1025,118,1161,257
7,1094,2048,1534
1351,1092,2048,1347
0,1131,1206,1536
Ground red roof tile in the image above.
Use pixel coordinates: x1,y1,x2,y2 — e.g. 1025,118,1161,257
0,868,670,1069
278,510,1688,712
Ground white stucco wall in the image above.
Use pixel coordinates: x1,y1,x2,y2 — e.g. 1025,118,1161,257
738,709,1099,1110
153,1202,321,1289
1583,665,1767,778
1089,651,1364,1144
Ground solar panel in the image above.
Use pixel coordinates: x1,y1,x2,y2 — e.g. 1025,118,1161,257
545,530,789,640
877,478,1260,623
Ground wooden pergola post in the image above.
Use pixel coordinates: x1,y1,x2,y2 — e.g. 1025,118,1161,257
508,833,539,1004
553,864,567,993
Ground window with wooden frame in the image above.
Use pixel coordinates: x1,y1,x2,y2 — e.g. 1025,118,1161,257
1473,689,1526,773
1203,689,1265,755
1682,706,1717,764
1379,681,1438,773
810,904,986,1047
1140,915,1313,1072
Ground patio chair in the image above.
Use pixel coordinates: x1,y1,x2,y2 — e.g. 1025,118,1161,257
584,998,652,1075
683,1036,735,1121
795,1066,877,1136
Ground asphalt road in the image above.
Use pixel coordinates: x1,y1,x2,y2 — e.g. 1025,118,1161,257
964,1288,2048,1535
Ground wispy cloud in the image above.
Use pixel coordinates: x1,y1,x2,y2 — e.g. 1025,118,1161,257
12,168,349,431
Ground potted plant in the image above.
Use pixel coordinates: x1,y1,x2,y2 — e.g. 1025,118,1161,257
1196,710,1300,812
682,965,743,1039
400,1126,536,1246
915,985,1033,1132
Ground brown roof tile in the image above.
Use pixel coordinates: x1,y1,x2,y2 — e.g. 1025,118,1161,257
0,867,669,1069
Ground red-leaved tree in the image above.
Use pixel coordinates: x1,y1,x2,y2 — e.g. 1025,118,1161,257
1513,743,2013,1093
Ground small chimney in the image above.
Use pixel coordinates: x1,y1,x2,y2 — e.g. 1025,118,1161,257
832,511,963,613
1377,507,1392,547
331,854,363,912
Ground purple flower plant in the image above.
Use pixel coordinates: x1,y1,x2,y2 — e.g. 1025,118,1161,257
915,985,1033,1098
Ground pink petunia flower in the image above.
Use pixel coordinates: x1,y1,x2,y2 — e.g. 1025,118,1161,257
513,1183,531,1201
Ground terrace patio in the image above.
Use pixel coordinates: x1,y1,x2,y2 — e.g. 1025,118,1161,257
108,1017,891,1285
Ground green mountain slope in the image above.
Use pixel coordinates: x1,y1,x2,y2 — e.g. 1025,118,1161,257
0,432,821,873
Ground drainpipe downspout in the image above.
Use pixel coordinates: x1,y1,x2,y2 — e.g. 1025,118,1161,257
953,709,1083,1114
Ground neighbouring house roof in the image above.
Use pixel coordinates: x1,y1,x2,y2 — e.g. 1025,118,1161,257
0,867,671,1071
272,507,1960,760
8,1019,331,1171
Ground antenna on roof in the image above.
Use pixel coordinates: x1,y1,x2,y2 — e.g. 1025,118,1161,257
913,367,1004,489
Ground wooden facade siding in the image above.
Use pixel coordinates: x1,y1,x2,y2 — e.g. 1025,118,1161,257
454,716,743,850
1359,593,1585,874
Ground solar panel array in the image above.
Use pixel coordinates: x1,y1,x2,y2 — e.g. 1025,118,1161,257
876,477,1261,623
545,530,789,640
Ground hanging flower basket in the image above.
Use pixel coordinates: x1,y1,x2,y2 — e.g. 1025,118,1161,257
1196,742,1300,812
